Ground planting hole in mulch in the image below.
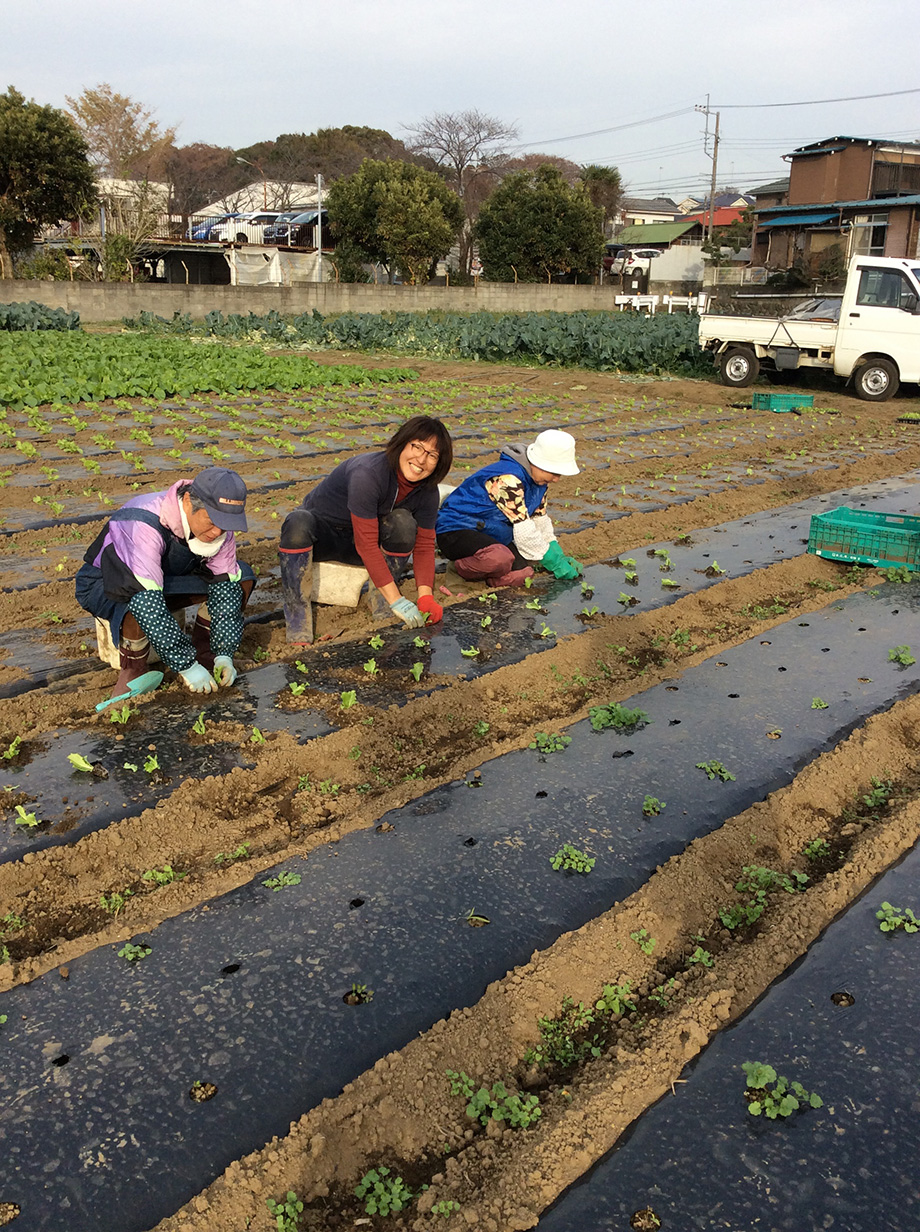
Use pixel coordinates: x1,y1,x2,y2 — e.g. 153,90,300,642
51,1054,69,1067
189,1081,218,1103
343,986,373,1006
831,990,856,1006
221,964,240,976
349,898,365,909
630,1209,662,1232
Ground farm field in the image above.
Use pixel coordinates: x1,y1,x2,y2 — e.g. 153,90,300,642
1,330,920,1232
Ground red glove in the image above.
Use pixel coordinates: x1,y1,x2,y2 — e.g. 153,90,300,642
417,594,443,624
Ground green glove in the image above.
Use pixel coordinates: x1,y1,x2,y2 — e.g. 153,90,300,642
563,554,583,577
540,541,579,580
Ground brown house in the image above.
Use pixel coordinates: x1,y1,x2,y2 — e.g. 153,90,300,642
752,137,920,273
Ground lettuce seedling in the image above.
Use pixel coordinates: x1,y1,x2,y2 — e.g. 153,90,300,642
68,753,95,772
409,662,424,682
340,690,357,709
14,805,40,829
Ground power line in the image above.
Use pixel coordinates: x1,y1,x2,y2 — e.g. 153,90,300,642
714,86,920,109
516,106,696,149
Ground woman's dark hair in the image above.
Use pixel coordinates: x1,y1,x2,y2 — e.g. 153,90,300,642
384,415,453,485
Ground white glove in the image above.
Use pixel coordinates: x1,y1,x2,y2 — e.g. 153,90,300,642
179,662,218,693
213,656,237,687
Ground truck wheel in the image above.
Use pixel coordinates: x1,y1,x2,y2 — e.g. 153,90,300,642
719,348,759,387
854,358,899,401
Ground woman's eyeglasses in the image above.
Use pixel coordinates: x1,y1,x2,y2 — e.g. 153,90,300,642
408,441,439,463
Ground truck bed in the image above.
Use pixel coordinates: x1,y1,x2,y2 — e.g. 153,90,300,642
699,313,838,349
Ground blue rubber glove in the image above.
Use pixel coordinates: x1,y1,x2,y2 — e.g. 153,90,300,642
179,662,218,694
390,597,426,628
213,655,237,688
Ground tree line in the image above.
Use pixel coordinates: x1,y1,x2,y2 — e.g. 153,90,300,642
1,83,625,284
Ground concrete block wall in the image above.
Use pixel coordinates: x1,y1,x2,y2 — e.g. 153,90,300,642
2,278,698,322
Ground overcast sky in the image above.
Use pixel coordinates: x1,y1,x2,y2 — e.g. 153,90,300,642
10,0,920,200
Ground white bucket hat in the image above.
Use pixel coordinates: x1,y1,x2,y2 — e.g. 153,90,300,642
526,429,579,476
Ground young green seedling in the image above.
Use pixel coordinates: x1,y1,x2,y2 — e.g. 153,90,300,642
741,1061,822,1119
368,633,385,650
589,702,650,732
580,581,594,598
1,736,21,760
888,645,916,666
580,605,600,618
288,681,306,696
339,689,357,709
354,1167,414,1217
363,658,380,677
478,591,498,605
262,870,301,891
550,844,595,873
68,752,95,772
811,697,828,709
529,731,571,755
876,901,919,933
192,712,206,735
642,795,665,816
108,705,133,725
630,928,657,955
250,726,266,744
294,659,309,675
99,891,132,921
412,635,427,648
460,646,480,657
142,864,186,888
143,754,159,773
408,662,424,682
539,622,556,638
118,941,151,962
696,760,736,781
265,1191,304,1232
13,805,40,829
214,843,250,864
803,838,831,862
687,946,714,967
524,597,543,610
661,578,680,589
480,614,493,628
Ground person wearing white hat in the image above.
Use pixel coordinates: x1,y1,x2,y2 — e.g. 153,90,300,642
437,429,582,586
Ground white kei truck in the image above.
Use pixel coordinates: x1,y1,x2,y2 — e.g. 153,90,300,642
698,255,920,401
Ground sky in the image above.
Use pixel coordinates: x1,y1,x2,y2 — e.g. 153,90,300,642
8,0,920,202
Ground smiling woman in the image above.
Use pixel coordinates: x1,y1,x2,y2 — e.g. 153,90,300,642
278,415,454,643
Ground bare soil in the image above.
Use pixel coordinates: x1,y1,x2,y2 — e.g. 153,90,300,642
2,353,920,1231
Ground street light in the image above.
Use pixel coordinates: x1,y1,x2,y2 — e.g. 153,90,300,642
235,156,267,209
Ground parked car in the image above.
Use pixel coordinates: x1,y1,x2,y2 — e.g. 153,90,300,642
210,212,283,244
604,245,665,275
262,209,327,247
187,213,240,241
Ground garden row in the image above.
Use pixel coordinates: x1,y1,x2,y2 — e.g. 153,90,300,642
122,307,712,375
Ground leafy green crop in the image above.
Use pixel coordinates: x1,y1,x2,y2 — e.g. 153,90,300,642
0,301,79,331
0,332,415,411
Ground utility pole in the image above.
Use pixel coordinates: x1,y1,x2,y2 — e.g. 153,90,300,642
695,99,721,242
316,173,323,284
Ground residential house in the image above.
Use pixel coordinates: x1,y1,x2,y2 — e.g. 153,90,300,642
753,138,920,273
612,197,683,235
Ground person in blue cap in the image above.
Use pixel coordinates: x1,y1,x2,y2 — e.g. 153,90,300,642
76,468,255,697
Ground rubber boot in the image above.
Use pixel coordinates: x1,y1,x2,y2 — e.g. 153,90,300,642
280,549,314,644
112,637,150,697
190,609,216,670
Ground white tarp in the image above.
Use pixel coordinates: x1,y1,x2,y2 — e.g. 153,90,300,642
225,247,329,285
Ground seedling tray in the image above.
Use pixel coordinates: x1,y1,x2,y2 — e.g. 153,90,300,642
807,506,920,569
751,392,815,412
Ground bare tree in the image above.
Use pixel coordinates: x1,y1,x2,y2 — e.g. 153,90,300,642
406,110,519,273
66,83,177,180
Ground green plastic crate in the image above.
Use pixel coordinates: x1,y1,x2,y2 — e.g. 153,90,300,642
807,506,920,569
752,392,815,412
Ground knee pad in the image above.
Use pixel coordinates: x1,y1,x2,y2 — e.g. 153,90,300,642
280,508,317,551
379,507,418,555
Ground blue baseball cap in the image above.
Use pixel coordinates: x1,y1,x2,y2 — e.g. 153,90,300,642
189,467,248,532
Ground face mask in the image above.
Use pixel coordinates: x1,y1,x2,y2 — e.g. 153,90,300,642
180,502,227,557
